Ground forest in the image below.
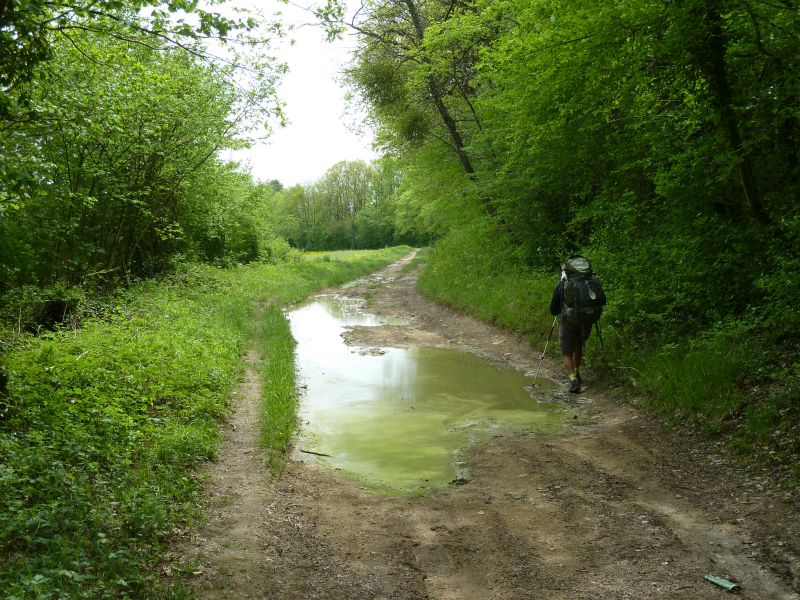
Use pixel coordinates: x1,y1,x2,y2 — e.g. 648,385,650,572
1,0,799,597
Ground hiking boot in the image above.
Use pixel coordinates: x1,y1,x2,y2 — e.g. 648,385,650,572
569,376,581,394
575,372,582,387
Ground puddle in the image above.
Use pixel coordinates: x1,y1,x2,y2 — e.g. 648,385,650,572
288,295,566,495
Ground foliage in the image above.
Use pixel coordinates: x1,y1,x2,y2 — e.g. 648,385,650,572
0,0,286,302
346,0,800,324
1,280,241,598
0,0,265,117
0,27,284,292
180,169,289,265
0,247,410,598
265,158,422,250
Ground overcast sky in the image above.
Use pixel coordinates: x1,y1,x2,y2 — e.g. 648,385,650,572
224,1,377,187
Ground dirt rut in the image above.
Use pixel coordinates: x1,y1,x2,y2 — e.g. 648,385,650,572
178,252,799,599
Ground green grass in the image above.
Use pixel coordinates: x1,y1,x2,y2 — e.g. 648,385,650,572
0,246,410,599
255,305,298,469
626,338,749,427
416,225,554,347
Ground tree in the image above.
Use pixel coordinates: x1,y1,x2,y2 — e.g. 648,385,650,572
0,0,258,110
0,0,281,218
344,0,495,215
0,27,278,288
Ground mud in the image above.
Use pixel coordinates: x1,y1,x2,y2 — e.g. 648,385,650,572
176,250,800,599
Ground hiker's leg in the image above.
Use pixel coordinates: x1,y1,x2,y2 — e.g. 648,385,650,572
560,324,581,392
564,348,581,392
559,325,577,377
573,344,582,371
562,352,575,376
577,324,592,371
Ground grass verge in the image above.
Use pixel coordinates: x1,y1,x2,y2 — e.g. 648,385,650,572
254,305,297,469
0,246,410,599
416,223,553,346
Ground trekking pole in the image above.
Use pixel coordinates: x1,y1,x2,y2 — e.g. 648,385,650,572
595,321,605,350
533,315,558,386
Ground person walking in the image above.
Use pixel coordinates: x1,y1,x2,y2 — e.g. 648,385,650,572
549,256,606,393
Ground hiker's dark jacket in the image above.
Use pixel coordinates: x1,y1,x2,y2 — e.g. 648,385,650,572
549,281,607,319
549,281,565,317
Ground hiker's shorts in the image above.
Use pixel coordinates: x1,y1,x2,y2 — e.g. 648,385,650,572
559,321,591,354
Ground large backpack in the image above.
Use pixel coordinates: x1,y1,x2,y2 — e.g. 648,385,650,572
561,256,604,328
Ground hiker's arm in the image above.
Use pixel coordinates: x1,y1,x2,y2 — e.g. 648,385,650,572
549,284,562,316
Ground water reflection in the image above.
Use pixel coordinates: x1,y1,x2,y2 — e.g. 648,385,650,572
288,295,564,495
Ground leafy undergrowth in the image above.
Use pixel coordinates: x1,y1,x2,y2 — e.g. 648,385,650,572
0,246,410,599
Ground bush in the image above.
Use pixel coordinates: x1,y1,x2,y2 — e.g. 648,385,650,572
0,282,88,333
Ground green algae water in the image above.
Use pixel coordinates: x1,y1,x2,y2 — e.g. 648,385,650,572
288,295,565,495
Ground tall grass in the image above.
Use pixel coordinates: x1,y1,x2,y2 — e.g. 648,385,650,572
416,222,553,345
253,306,297,468
0,246,410,598
613,335,749,427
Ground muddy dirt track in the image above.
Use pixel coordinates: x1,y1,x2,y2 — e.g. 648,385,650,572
176,251,800,599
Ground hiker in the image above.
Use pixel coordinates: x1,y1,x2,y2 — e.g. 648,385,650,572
549,256,606,393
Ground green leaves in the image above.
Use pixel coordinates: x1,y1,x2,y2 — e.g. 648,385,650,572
265,159,412,251
1,0,287,291
0,26,281,286
0,0,265,100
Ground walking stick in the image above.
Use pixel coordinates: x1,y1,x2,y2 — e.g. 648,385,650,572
595,320,605,350
533,315,558,386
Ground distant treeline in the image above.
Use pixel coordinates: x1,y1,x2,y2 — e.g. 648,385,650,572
267,158,426,252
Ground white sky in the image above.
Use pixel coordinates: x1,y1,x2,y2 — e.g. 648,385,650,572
224,1,377,187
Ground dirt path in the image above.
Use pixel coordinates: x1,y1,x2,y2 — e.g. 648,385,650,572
180,251,799,599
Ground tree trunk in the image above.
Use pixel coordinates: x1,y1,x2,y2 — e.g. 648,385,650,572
702,4,771,225
402,0,496,215
428,77,475,176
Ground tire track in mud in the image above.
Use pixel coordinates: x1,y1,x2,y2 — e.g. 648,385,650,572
179,251,799,599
